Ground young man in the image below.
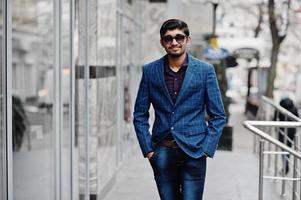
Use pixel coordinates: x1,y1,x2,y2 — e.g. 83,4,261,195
133,19,226,200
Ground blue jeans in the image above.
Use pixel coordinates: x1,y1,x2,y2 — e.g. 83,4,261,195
150,146,207,200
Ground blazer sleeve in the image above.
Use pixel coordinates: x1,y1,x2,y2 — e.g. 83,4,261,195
133,66,153,157
203,65,227,158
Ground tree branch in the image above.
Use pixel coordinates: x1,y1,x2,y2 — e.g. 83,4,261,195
269,0,279,43
254,3,264,38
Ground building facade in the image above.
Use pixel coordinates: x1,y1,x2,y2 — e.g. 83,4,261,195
0,0,216,199
1,0,146,199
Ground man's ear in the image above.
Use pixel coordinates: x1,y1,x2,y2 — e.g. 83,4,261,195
160,39,164,48
187,36,192,45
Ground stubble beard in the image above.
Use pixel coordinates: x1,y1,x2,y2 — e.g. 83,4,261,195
168,52,184,58
167,48,186,58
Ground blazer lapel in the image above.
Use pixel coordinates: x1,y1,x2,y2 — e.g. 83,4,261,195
155,56,174,106
174,55,196,107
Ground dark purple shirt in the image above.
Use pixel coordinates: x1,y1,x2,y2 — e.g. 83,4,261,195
164,54,188,103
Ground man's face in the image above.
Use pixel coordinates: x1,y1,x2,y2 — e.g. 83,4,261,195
160,29,191,58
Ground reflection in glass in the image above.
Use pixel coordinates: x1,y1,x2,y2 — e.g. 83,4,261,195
121,16,136,160
74,0,86,198
12,0,55,199
74,1,119,198
95,1,117,195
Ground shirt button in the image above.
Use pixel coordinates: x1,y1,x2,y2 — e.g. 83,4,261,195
172,112,175,114
175,92,177,95
171,127,174,130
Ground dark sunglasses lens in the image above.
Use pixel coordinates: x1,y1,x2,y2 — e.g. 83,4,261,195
163,35,173,43
175,35,186,43
163,34,186,44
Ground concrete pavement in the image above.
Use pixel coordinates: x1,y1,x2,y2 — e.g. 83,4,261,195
103,102,284,200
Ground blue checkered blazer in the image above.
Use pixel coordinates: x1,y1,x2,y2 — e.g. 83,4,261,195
133,54,226,158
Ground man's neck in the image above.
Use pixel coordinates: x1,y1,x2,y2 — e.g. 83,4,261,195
167,53,187,71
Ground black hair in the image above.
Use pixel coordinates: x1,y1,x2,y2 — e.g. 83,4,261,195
160,19,190,39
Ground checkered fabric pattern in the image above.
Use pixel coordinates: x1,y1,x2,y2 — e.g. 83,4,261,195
133,54,226,158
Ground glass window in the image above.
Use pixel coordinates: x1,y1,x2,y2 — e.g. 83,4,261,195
94,1,117,195
75,1,118,198
12,0,56,199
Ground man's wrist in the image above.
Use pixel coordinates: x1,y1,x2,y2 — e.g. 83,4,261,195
146,151,154,160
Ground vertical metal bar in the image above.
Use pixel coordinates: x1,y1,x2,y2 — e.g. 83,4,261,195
0,0,6,197
281,153,286,196
253,134,257,153
275,112,279,180
70,0,75,199
270,127,275,174
1,1,6,199
283,116,288,148
59,3,64,199
267,126,271,171
2,0,11,199
274,146,278,178
251,101,259,155
297,134,301,200
297,131,301,200
281,116,288,196
84,0,90,198
259,140,264,200
292,134,298,200
54,0,62,199
4,0,13,199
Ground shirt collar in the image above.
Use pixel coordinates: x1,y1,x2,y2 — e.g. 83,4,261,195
164,53,189,71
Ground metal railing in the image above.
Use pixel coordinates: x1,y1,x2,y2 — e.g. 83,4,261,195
258,96,301,122
244,96,301,200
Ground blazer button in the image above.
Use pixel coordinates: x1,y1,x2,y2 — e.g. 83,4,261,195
171,127,174,130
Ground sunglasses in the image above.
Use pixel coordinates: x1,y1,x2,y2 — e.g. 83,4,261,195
162,34,187,45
